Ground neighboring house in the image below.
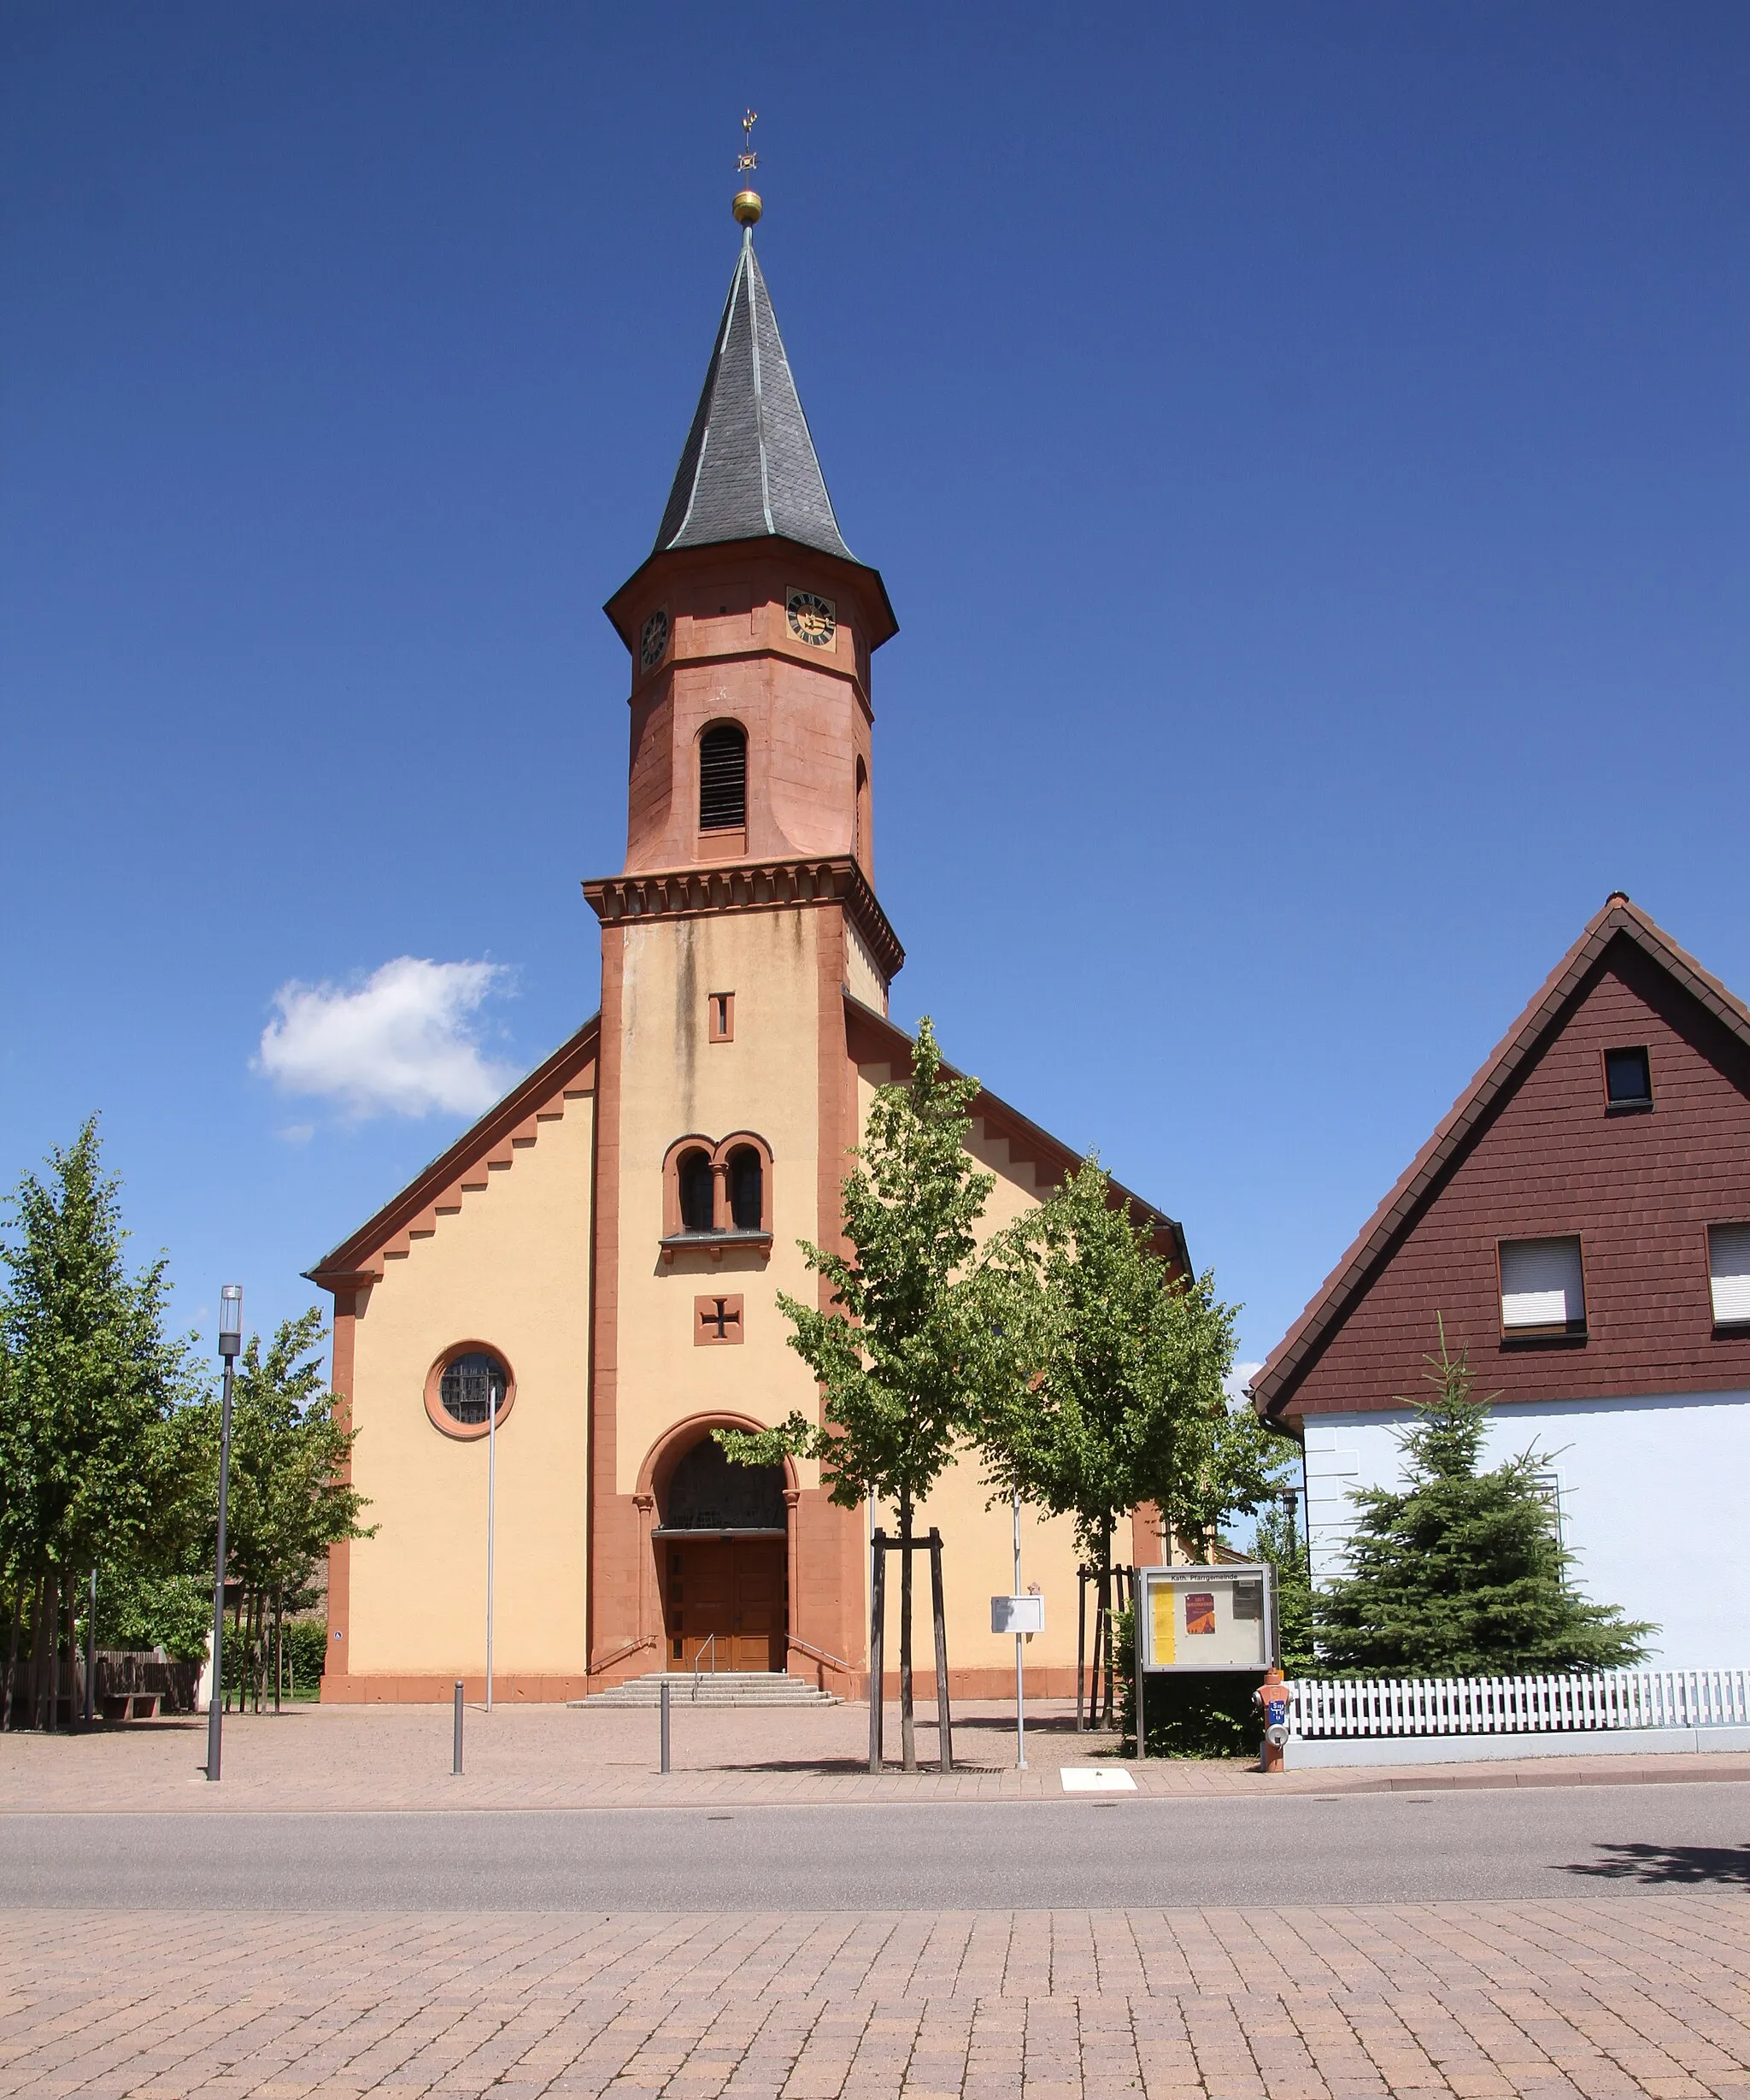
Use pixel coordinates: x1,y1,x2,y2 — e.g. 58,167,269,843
304,201,1183,1703
1251,896,1750,1668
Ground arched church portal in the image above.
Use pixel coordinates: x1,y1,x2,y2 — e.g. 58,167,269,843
653,1431,789,1672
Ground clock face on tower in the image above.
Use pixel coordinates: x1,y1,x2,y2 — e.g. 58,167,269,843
786,590,837,649
639,607,670,674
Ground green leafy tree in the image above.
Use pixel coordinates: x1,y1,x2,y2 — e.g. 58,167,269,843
719,1017,1028,1768
0,1120,202,1729
82,1566,213,1664
1314,1321,1655,1675
1250,1496,1314,1676
197,1310,373,1712
977,1158,1289,1721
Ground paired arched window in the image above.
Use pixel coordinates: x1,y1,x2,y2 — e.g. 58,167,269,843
699,723,747,832
662,1132,773,1243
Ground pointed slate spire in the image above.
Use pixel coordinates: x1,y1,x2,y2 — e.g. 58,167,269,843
653,231,855,563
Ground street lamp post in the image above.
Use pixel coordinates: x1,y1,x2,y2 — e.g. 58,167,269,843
1012,1492,1027,1770
205,1284,243,1782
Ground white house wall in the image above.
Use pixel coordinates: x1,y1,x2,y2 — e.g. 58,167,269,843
1303,1391,1750,1671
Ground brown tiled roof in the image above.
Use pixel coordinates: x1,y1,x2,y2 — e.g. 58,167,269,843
1249,895,1750,1422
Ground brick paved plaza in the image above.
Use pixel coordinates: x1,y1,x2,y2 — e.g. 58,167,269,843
6,1706,1750,2096
7,1895,1750,2097
5,1701,1749,1814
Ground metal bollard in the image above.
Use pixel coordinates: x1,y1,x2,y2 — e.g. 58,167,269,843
452,1680,464,1775
660,1678,671,1774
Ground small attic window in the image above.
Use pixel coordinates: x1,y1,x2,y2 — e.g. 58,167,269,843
1604,1046,1653,1110
699,724,747,832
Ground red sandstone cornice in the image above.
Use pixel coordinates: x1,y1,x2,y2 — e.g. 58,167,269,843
583,856,905,985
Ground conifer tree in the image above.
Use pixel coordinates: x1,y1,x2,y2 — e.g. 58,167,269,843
719,1018,1028,1769
1314,1321,1654,1676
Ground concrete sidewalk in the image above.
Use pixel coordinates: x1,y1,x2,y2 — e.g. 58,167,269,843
5,1698,1750,1813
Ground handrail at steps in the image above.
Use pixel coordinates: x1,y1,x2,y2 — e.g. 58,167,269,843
787,1635,854,1677
590,1633,655,1678
691,1634,718,1702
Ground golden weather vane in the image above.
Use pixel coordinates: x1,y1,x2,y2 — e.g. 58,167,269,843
733,109,763,227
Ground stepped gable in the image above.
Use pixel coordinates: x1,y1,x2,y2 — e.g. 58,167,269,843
306,1018,599,1289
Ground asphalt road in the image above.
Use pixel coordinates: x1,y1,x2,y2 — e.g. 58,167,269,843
5,1785,1749,1910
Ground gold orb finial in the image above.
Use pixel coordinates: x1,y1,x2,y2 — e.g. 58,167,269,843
733,110,761,228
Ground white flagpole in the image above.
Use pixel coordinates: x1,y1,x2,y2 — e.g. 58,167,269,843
485,1371,496,1714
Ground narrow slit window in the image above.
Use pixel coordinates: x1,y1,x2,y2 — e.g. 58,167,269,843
1709,1224,1750,1326
1604,1046,1653,1108
1499,1236,1587,1337
708,992,734,1043
699,724,747,832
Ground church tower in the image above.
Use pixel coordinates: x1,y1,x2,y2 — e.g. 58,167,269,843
581,200,905,1682
308,191,1180,1709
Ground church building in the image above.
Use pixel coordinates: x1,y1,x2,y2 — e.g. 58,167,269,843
308,195,1183,1703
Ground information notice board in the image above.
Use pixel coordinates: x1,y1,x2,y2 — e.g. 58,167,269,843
1136,1564,1277,1673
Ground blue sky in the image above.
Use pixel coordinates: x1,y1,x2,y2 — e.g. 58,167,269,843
3,3,1746,1380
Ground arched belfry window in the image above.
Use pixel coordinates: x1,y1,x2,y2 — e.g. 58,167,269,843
699,723,747,832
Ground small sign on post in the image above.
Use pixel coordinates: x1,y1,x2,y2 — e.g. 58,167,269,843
990,1595,1045,1635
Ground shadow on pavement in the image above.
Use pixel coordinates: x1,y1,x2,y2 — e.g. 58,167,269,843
1562,1841,1750,1885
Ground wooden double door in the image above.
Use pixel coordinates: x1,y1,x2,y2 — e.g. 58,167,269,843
664,1537,787,1672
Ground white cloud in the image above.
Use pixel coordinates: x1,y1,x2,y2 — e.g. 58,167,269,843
257,957,516,1120
1224,1361,1264,1406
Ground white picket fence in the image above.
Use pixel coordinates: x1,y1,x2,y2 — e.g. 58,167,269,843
1283,1669,1750,1740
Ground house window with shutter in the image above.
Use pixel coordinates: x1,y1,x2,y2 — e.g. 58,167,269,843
1498,1236,1587,1338
1709,1224,1750,1328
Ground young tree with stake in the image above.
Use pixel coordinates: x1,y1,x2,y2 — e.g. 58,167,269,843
718,1018,1030,1770
978,1158,1289,1725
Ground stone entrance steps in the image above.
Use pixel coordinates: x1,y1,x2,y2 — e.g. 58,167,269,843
573,1671,841,1709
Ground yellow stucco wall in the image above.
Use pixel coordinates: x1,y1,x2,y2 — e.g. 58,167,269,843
843,921,888,1013
345,1097,595,1676
614,909,825,1495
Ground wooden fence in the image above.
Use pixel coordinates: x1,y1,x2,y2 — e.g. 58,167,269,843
1283,1669,1750,1739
